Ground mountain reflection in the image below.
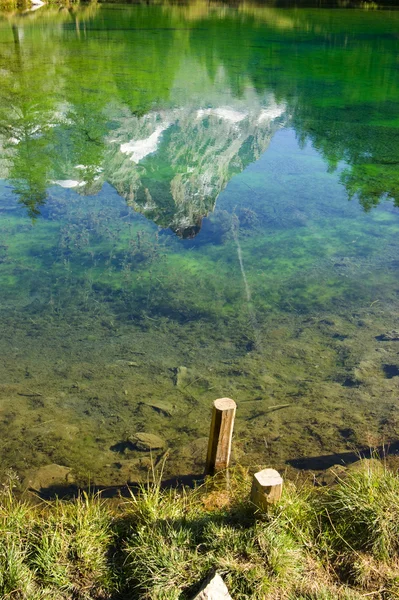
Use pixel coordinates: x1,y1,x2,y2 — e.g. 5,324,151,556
103,100,285,237
0,2,398,231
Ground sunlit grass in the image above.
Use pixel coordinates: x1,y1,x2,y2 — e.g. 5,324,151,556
1,460,399,598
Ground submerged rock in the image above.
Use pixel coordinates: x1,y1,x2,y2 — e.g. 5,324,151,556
261,374,277,386
376,331,399,341
117,457,153,481
130,432,166,451
25,464,75,492
174,365,189,387
181,437,208,468
140,400,174,416
192,572,232,600
316,464,347,487
347,458,385,475
317,458,384,487
353,360,379,382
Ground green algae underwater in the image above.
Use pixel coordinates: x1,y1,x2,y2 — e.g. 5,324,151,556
0,1,399,491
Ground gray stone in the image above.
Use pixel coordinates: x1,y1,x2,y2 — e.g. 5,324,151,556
192,573,232,600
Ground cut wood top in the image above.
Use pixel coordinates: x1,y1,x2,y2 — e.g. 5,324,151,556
214,398,236,411
254,468,283,487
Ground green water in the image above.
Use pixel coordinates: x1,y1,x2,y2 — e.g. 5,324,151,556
0,1,399,489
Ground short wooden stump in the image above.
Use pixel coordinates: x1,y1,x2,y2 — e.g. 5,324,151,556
251,468,283,511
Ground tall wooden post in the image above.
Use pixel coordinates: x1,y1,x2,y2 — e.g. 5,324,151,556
205,398,236,474
251,468,283,511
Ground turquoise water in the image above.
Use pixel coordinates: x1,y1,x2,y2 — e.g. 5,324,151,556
0,2,399,489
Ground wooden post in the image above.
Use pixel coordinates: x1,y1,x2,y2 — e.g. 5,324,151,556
251,468,283,511
205,398,236,474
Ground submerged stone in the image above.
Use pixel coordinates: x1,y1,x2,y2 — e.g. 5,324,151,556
317,458,384,487
353,360,379,382
174,365,189,387
261,374,277,386
118,457,153,480
141,400,174,416
130,432,166,451
347,458,384,475
180,437,208,468
25,464,75,492
376,331,399,341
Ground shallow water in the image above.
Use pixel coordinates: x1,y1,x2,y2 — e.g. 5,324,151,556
0,1,399,488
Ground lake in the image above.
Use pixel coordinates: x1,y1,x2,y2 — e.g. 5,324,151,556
0,1,399,489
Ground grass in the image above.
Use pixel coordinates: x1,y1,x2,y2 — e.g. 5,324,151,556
1,460,399,599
